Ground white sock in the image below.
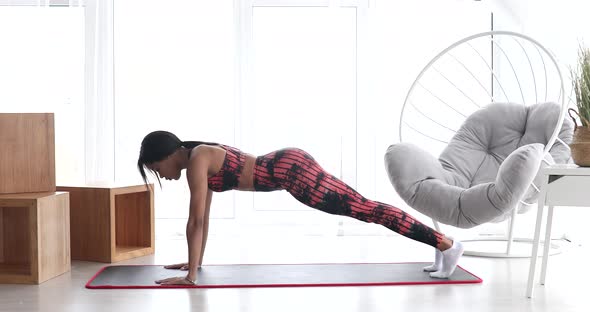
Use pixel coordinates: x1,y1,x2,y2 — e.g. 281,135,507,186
430,240,464,279
423,249,442,272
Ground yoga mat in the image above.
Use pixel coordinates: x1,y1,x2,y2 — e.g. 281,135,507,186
86,263,482,289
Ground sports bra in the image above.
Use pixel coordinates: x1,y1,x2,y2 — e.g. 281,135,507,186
207,145,246,192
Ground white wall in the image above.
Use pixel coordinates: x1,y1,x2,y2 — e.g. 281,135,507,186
494,0,590,83
493,0,590,244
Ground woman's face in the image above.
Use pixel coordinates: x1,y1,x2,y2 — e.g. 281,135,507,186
147,153,181,181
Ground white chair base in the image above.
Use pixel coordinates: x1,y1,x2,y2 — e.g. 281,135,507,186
460,237,562,258
433,210,563,258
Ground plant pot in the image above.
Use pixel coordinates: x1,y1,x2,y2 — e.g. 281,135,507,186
570,126,590,166
572,125,590,143
568,109,590,166
570,142,590,167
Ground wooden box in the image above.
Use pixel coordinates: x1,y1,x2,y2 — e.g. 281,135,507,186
0,192,70,284
56,184,154,262
0,113,56,194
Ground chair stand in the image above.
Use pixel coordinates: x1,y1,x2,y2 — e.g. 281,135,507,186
433,209,563,258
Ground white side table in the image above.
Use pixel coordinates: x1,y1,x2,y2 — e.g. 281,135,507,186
526,164,590,298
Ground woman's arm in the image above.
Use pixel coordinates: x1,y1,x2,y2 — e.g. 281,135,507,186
162,189,212,272
198,189,213,268
156,148,209,286
184,148,210,283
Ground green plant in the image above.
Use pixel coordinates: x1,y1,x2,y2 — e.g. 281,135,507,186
572,44,590,127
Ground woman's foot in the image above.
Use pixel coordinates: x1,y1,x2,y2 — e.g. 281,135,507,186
423,249,442,272
430,240,464,279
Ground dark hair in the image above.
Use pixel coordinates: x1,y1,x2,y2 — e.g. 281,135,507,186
137,130,217,186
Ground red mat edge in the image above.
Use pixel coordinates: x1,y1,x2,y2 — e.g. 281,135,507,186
85,262,483,289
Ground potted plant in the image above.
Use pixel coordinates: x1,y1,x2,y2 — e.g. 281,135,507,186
569,44,590,166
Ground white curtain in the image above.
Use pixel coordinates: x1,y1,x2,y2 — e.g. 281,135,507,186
0,1,86,185
84,0,115,184
0,0,84,5
0,0,114,185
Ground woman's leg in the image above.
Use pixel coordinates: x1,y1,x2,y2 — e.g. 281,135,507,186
255,148,443,246
254,148,464,277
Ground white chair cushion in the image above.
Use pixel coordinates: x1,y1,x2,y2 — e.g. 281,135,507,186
385,102,573,228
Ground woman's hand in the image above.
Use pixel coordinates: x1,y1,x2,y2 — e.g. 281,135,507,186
155,275,197,285
164,262,189,270
164,263,202,270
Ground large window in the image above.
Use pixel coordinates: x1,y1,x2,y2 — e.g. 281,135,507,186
114,0,236,238
1,0,493,239
112,0,493,238
241,4,359,233
114,0,363,237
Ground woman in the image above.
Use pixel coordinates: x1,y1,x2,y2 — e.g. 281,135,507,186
137,130,464,285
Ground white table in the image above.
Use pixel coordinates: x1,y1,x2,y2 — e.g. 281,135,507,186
526,164,590,298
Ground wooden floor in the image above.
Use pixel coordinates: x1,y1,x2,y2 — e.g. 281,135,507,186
0,235,587,312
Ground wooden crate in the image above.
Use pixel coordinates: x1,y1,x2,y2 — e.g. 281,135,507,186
56,184,154,262
0,113,56,194
0,192,70,284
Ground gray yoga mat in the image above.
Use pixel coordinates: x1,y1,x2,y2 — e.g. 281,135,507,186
86,263,481,289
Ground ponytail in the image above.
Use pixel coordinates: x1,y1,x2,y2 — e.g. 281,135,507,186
181,140,219,148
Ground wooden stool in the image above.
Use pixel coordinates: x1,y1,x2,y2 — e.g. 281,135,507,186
0,192,70,284
56,184,154,262
0,113,55,194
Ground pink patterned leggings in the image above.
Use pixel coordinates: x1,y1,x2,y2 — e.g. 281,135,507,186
253,148,444,248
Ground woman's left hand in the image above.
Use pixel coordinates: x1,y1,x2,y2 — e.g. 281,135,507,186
155,275,196,285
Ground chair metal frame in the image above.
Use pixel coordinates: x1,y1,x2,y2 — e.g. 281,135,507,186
399,30,569,257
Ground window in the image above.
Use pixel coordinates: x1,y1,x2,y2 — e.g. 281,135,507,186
113,0,235,238
237,1,362,234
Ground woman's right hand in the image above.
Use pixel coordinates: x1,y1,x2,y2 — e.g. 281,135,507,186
164,263,189,270
164,263,202,270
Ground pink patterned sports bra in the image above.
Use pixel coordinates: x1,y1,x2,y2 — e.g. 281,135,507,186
207,145,247,192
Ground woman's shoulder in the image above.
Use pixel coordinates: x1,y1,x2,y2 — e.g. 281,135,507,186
188,144,228,176
192,144,225,156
